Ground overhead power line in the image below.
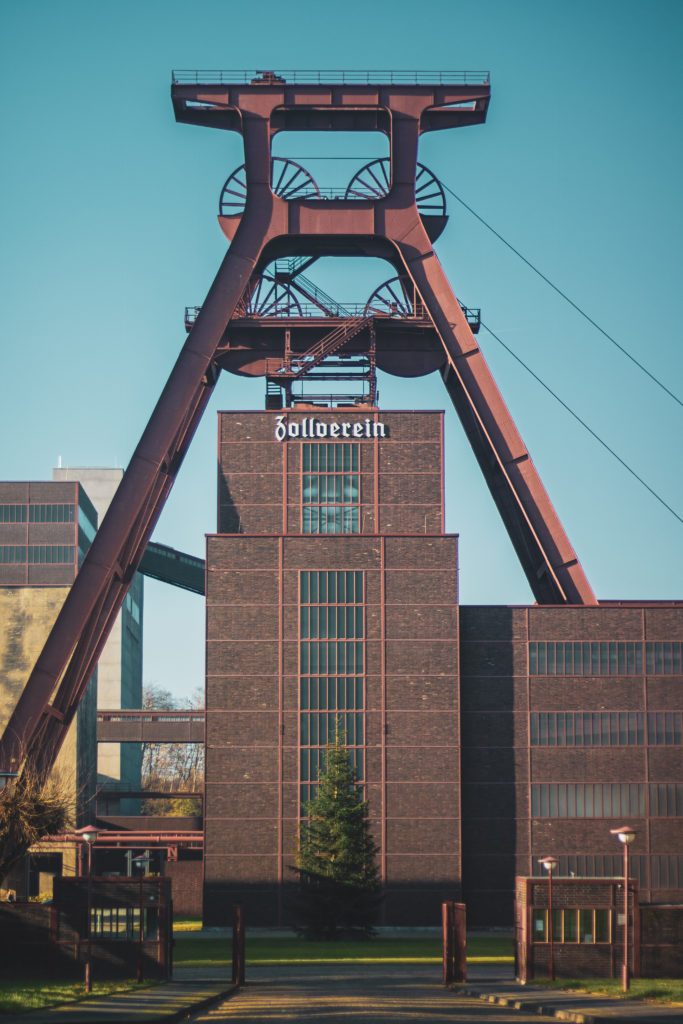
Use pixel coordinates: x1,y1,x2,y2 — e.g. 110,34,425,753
442,183,683,410
480,319,683,527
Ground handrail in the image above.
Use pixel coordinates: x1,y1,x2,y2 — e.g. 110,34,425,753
172,69,490,86
38,831,204,844
186,303,435,323
285,315,374,379
97,709,204,723
281,269,353,318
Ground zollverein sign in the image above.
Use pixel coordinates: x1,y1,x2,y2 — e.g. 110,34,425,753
275,416,387,441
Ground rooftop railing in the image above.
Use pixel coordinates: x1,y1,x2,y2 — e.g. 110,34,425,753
172,69,490,86
97,710,205,723
185,303,437,325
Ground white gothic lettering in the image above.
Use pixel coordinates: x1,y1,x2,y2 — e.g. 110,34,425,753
274,415,387,441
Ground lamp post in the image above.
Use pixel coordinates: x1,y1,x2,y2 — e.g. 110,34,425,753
77,825,99,994
539,856,558,981
610,826,636,992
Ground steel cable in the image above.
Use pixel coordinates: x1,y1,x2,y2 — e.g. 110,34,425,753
480,319,683,526
443,183,683,409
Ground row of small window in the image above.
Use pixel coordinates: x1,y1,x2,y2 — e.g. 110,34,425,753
301,711,364,746
0,545,75,564
300,746,364,784
532,908,610,945
89,906,158,941
529,641,683,676
300,641,364,674
303,473,359,503
300,676,364,711
0,502,75,523
530,854,683,889
0,502,97,538
530,711,683,747
302,506,360,534
531,854,646,883
302,442,359,473
532,783,683,818
300,571,364,605
300,606,364,640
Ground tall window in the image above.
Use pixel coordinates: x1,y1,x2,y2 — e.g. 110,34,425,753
299,570,364,806
302,443,360,534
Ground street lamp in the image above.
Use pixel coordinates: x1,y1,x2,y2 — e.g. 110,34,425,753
539,856,558,981
76,825,99,994
610,826,636,992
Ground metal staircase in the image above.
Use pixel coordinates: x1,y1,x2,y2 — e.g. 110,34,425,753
279,314,374,379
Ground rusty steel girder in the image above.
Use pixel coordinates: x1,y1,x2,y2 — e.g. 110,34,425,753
0,71,595,782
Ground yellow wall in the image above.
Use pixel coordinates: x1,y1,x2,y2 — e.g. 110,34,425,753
0,587,96,824
0,587,69,732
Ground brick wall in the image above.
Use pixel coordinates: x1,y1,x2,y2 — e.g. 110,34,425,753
206,410,459,926
461,605,683,927
164,860,203,918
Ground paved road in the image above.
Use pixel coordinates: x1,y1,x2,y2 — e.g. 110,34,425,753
192,965,558,1022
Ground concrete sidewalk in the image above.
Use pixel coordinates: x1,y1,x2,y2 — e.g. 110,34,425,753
0,981,237,1024
458,976,683,1024
5,965,683,1024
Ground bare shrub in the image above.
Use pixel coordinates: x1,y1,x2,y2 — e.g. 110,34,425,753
0,768,72,886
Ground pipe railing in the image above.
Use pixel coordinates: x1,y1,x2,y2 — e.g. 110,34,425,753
172,69,490,86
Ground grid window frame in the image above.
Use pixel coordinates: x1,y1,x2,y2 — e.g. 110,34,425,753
530,711,645,747
29,503,75,524
530,641,683,676
532,908,612,945
27,545,75,565
301,442,361,535
531,854,646,884
0,504,28,523
299,570,365,809
0,545,28,563
531,782,646,819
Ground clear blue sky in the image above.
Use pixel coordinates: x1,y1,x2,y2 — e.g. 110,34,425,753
1,0,682,700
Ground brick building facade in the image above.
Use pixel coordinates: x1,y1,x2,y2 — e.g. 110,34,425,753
205,410,460,925
461,605,683,925
204,409,683,927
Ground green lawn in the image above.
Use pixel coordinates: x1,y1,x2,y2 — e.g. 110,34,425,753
173,934,514,967
0,979,156,1015
538,977,683,1006
174,916,203,932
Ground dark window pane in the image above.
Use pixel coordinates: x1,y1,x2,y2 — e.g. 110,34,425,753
579,909,594,943
595,909,610,943
564,909,578,942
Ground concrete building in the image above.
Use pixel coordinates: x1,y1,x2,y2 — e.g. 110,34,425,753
0,481,98,830
52,467,143,808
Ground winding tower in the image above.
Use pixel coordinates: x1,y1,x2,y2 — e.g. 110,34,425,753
0,69,596,791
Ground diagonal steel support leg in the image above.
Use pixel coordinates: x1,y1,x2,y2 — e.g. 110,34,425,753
394,235,596,606
0,232,265,779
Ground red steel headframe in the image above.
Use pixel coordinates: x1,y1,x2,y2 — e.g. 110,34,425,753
0,71,596,782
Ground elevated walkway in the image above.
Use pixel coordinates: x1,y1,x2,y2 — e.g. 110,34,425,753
97,709,205,743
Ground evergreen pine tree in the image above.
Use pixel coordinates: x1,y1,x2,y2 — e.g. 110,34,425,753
294,734,380,939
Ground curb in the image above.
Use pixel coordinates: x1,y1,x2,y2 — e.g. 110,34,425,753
157,983,239,1023
454,986,617,1024
2,983,239,1024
